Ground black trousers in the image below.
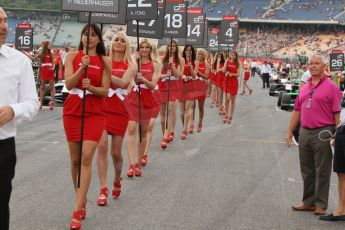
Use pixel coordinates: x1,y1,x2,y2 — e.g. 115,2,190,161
0,137,16,230
262,73,270,88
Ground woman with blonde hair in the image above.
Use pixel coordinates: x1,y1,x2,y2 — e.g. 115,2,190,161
125,38,161,176
193,48,210,132
96,32,136,205
141,42,162,166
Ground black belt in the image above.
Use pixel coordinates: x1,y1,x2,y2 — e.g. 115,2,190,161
0,137,15,144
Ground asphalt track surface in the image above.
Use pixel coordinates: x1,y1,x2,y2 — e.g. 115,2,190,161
10,77,344,230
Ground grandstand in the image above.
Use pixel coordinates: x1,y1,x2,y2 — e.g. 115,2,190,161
4,0,345,62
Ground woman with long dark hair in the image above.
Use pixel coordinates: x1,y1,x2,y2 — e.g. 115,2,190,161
217,52,226,115
159,40,184,149
223,51,240,124
63,24,111,230
24,41,55,110
96,32,135,205
180,45,196,140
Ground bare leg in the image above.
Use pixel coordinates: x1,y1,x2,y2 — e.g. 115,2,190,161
68,141,98,224
198,99,205,127
126,121,137,165
160,102,167,135
334,173,345,215
39,79,45,107
230,94,237,118
49,80,55,104
110,135,124,183
144,118,156,155
179,101,185,126
96,131,108,189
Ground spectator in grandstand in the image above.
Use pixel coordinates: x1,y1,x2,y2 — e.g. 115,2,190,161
0,7,39,230
286,54,342,216
320,91,345,222
260,61,272,89
23,41,55,110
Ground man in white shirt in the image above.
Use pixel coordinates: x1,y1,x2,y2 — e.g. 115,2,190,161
260,61,271,88
300,64,311,87
0,8,39,230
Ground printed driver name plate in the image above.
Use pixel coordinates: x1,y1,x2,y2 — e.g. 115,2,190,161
61,0,119,13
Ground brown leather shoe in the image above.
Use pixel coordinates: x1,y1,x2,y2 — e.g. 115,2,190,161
314,208,326,215
292,204,316,211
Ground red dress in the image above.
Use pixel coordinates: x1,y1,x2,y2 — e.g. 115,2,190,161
244,64,250,81
217,63,225,88
105,61,129,137
210,66,217,85
125,62,160,124
179,60,196,101
63,51,106,142
195,63,207,101
40,53,54,80
224,61,239,95
158,59,180,102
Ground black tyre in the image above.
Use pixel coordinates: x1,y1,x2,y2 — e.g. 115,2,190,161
281,93,291,110
269,84,276,96
277,90,286,107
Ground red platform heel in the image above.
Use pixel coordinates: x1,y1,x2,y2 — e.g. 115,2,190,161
161,138,168,149
70,210,83,230
223,116,228,124
181,129,187,140
112,181,121,199
197,124,202,133
135,163,142,177
127,164,135,178
97,187,108,206
80,199,87,219
189,124,194,134
141,154,148,167
49,102,54,110
167,131,174,142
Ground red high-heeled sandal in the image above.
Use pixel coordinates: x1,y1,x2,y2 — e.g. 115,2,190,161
223,116,228,123
167,131,174,142
80,199,87,219
181,129,187,140
127,164,135,178
197,124,202,132
141,154,148,167
189,124,194,134
97,187,108,206
112,181,121,199
49,102,54,110
161,138,168,149
227,116,232,124
70,210,83,230
135,163,142,177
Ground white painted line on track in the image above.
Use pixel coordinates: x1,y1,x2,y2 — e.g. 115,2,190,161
184,148,199,157
275,106,282,112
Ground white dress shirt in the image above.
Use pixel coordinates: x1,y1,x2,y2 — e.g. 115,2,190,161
0,45,40,140
300,70,311,83
260,64,271,75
